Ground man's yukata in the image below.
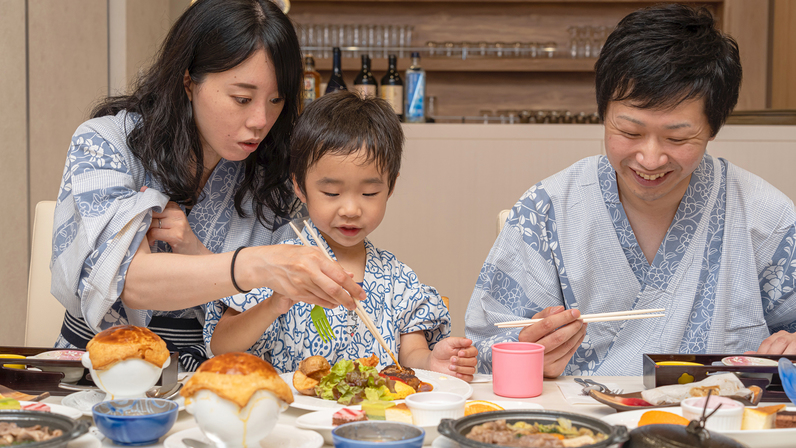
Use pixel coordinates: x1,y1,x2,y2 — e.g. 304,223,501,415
50,110,297,371
203,220,451,373
466,154,796,376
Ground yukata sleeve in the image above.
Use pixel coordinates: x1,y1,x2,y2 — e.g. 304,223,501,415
50,122,169,332
758,218,796,334
464,184,567,373
391,258,451,350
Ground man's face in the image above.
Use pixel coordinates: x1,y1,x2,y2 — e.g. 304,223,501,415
604,97,715,206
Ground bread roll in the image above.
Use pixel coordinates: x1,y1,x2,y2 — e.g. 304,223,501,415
182,352,293,408
86,325,169,370
292,356,331,396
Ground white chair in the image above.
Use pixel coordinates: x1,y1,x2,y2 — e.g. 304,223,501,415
497,209,511,236
25,200,65,347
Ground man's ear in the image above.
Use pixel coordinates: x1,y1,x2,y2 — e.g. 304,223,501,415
183,70,193,101
387,172,400,199
292,175,307,203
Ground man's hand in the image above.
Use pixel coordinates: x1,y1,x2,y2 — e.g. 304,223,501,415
746,330,796,355
518,306,586,378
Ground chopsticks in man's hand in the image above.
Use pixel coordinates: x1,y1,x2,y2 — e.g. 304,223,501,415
494,308,665,328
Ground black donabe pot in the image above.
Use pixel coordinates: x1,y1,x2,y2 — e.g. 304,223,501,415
0,410,89,448
438,409,629,448
627,422,748,448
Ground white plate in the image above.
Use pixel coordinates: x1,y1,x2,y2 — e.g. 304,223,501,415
279,368,474,411
164,425,323,448
722,356,780,367
470,374,492,383
295,400,543,446
602,406,796,448
19,401,83,420
60,390,185,417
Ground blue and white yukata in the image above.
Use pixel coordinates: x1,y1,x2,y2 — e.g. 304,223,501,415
466,154,796,376
203,220,451,373
50,110,297,371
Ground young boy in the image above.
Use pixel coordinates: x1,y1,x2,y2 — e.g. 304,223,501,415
204,92,478,381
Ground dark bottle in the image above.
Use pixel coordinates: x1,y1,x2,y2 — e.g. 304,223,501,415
380,54,404,119
352,55,378,98
325,47,347,94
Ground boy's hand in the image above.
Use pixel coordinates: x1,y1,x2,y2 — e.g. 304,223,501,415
429,337,478,382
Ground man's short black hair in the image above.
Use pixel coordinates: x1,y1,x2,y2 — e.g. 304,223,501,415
595,3,742,137
290,91,404,195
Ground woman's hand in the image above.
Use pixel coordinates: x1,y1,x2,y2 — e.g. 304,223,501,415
518,306,586,378
142,187,211,255
237,244,365,311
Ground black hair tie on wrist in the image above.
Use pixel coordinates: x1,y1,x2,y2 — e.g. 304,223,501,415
231,246,251,294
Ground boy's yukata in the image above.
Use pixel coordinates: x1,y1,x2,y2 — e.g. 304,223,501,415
467,154,796,376
204,220,451,373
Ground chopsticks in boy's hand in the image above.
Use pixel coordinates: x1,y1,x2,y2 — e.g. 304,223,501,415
300,220,404,371
494,308,666,328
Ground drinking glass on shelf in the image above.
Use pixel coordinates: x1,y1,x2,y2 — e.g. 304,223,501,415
427,96,437,119
460,42,472,59
444,42,455,57
511,42,523,58
568,26,578,58
404,25,414,49
366,25,375,57
477,41,489,57
479,109,493,124
425,41,438,57
494,42,506,58
525,42,538,58
322,24,331,58
594,26,608,56
542,41,557,58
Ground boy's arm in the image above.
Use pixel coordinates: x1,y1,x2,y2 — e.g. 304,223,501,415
210,292,295,355
399,331,477,382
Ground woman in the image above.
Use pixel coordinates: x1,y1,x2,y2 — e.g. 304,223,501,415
51,0,364,371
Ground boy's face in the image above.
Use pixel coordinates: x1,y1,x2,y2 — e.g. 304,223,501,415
293,148,394,251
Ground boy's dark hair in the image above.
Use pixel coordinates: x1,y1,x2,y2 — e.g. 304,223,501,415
595,3,742,137
291,91,404,195
92,0,302,229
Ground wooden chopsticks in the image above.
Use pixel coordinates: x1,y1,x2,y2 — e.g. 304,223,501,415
290,220,404,370
494,308,665,328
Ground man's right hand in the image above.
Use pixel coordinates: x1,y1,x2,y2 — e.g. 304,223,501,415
518,306,587,378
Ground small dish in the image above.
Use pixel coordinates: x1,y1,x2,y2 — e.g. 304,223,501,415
332,421,424,448
28,350,86,383
722,356,780,367
681,396,743,431
404,392,465,426
92,398,179,446
589,387,762,412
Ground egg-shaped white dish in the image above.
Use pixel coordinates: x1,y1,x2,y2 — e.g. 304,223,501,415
184,389,287,448
82,352,169,400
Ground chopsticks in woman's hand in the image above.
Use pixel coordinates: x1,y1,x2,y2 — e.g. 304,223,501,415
494,308,665,328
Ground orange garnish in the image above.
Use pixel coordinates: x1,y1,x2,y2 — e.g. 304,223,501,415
464,400,504,416
638,410,690,426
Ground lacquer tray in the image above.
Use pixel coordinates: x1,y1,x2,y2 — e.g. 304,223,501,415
0,346,177,396
642,353,796,402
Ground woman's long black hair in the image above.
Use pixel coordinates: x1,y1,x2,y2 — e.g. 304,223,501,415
93,0,302,228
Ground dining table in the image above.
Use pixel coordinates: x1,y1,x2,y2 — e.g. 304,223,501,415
47,375,663,448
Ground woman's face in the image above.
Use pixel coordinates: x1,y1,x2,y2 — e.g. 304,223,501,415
184,48,285,171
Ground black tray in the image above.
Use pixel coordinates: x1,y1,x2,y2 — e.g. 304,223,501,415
0,346,177,396
642,353,796,402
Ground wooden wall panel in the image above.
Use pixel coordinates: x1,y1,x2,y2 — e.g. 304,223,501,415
772,0,796,109
0,0,30,346
720,0,770,110
125,0,178,90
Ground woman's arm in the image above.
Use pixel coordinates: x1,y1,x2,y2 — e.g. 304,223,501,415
121,237,365,311
209,293,294,355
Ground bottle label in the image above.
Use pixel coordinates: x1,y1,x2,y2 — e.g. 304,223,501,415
405,71,425,121
303,76,316,101
352,84,377,98
380,85,404,115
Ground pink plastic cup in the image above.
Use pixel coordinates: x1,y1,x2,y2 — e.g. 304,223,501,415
492,342,544,398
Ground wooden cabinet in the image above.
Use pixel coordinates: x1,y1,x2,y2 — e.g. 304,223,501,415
289,0,770,117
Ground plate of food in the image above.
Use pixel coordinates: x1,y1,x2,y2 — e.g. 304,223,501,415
0,397,83,420
589,373,763,412
602,405,796,448
279,355,473,411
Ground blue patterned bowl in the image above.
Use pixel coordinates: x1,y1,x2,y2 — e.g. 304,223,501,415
332,421,425,447
779,358,796,406
92,398,178,446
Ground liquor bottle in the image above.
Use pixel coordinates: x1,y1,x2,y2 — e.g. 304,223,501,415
404,52,426,123
352,55,378,98
302,56,320,109
325,47,347,94
380,54,403,120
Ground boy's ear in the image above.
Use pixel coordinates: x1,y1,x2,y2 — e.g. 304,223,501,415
183,70,193,101
292,175,307,203
387,172,400,199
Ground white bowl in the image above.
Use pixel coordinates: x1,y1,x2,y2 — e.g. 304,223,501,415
82,352,169,400
404,392,465,427
185,389,288,448
681,396,743,431
294,408,439,446
29,350,85,383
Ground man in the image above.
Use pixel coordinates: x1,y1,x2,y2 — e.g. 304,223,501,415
465,3,796,377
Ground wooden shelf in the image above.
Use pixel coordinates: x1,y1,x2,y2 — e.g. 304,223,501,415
312,57,596,72
293,0,720,3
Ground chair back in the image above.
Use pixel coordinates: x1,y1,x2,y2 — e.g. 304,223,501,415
25,201,64,347
497,209,511,236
